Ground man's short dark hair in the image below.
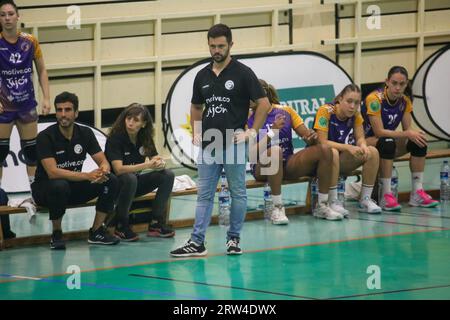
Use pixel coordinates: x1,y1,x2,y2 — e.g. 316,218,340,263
54,92,79,112
207,23,232,43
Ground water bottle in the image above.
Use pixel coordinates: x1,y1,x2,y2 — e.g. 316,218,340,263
338,176,346,206
440,160,450,202
263,182,273,220
218,170,230,226
310,177,318,212
391,166,399,200
378,178,383,204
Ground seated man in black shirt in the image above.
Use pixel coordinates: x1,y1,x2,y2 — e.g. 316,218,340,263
31,92,120,250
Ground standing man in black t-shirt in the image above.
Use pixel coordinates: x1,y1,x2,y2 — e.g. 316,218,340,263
31,92,120,250
170,24,270,257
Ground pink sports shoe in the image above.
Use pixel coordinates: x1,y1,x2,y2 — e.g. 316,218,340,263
409,189,439,208
380,192,402,211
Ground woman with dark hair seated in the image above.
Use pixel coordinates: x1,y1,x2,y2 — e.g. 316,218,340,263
105,103,175,241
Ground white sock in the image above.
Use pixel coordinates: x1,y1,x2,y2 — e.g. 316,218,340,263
360,184,374,201
28,176,35,185
272,194,282,206
411,172,423,192
318,193,328,204
380,178,391,195
329,187,338,202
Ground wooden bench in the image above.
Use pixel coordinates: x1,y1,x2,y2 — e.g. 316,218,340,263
395,149,450,162
0,177,313,250
1,147,448,250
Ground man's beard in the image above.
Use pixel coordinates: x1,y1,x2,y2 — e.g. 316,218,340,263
58,118,73,127
213,54,225,63
212,49,229,63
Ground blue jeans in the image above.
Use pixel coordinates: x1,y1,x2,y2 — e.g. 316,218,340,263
191,143,248,244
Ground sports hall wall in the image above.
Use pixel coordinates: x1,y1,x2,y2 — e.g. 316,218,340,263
15,0,450,157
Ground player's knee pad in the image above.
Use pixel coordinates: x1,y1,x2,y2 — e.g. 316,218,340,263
376,137,396,160
0,139,10,163
406,140,427,157
20,139,37,166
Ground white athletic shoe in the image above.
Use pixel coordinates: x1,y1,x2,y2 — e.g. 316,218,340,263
330,200,350,218
313,203,344,221
358,196,382,214
271,206,289,225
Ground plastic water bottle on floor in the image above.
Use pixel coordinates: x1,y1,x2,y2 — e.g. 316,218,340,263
338,176,346,206
310,177,318,212
391,166,399,200
218,170,230,226
440,160,450,203
263,182,273,220
378,178,383,204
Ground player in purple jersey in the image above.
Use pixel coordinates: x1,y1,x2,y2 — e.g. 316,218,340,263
0,0,50,191
248,80,344,222
315,84,381,214
362,66,438,210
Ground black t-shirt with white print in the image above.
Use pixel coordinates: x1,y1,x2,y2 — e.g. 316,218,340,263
35,123,102,182
191,58,265,149
105,131,157,172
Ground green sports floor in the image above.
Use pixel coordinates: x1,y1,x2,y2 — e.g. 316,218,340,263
1,197,449,300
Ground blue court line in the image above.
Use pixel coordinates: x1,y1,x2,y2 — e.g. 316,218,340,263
0,273,208,300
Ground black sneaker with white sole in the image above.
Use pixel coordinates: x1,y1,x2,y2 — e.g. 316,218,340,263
114,225,139,242
50,230,66,250
170,239,207,257
88,225,120,245
226,237,242,255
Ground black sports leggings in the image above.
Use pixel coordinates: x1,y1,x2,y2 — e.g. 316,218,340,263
110,170,175,228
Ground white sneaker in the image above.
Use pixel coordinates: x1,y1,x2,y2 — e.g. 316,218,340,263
358,196,382,214
330,200,350,218
271,206,289,225
313,203,344,221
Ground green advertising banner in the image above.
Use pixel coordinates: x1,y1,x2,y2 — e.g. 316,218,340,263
278,85,336,149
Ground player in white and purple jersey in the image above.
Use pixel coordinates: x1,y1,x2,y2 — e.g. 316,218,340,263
314,84,382,214
361,66,439,210
248,79,344,223
0,0,50,190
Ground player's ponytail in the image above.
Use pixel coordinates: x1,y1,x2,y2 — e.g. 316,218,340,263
259,79,280,105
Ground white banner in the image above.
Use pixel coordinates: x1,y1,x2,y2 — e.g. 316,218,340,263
412,45,450,141
164,52,353,169
2,122,107,193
